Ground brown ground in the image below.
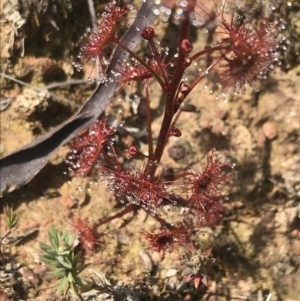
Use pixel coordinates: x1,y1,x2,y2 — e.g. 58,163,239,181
1,1,300,300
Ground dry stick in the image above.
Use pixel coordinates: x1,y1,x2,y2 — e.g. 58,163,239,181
86,0,96,26
0,72,85,108
57,0,68,18
46,79,94,89
201,291,249,301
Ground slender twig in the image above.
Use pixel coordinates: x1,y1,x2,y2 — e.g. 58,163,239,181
0,72,84,108
87,0,97,26
46,79,95,89
266,293,272,301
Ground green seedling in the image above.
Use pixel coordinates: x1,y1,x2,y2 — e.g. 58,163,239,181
40,226,89,299
4,205,19,229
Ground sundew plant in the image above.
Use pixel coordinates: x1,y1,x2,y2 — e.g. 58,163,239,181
64,0,285,284
0,0,291,298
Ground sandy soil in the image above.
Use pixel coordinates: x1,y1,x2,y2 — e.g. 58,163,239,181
1,1,300,300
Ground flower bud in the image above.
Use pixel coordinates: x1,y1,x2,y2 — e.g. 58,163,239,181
181,39,193,53
141,27,155,40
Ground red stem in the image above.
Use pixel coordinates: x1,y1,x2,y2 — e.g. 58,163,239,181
113,38,165,90
174,55,225,112
189,45,228,62
94,204,136,228
146,17,191,178
148,39,169,84
170,107,183,130
144,81,154,159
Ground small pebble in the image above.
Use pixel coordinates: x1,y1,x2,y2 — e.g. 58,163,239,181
19,266,41,286
168,143,186,161
58,195,77,209
262,121,277,140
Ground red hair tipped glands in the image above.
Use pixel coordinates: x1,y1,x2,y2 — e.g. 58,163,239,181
141,223,190,253
66,116,115,177
177,148,233,227
218,20,279,90
77,1,131,74
71,216,104,251
115,56,171,89
195,0,281,91
103,159,172,216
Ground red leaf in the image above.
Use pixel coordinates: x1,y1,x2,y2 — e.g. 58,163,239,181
194,276,201,289
186,274,193,283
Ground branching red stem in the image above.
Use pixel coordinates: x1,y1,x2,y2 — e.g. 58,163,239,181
113,38,165,89
148,39,169,84
148,16,191,176
174,55,225,112
189,45,229,62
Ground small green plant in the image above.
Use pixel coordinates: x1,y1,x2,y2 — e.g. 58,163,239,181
179,244,216,289
40,226,89,299
4,204,19,229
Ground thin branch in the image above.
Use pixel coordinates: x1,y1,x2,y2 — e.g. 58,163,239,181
0,72,82,108
46,79,95,89
87,0,97,26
